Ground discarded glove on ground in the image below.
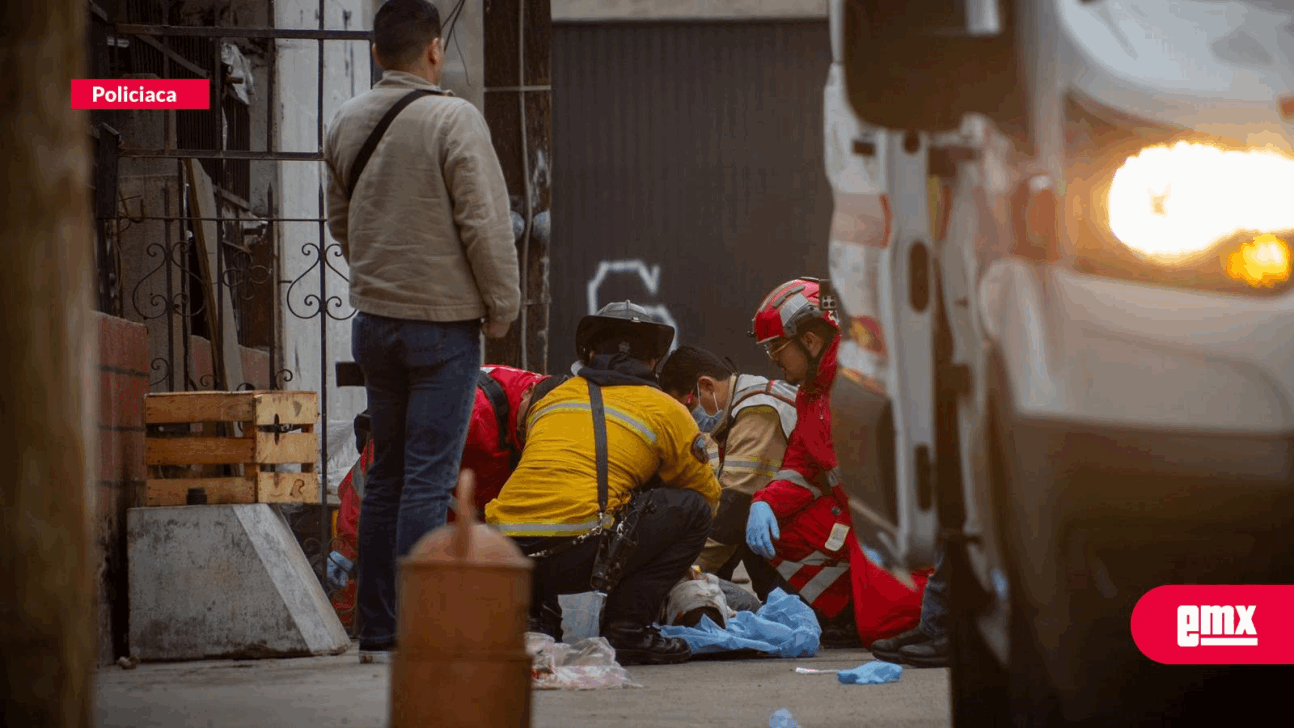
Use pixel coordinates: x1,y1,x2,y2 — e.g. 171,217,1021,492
526,632,642,690
837,660,903,685
659,587,820,658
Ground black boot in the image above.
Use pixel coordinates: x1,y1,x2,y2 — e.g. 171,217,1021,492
869,627,932,663
529,595,564,642
895,632,949,668
603,621,691,666
819,608,863,649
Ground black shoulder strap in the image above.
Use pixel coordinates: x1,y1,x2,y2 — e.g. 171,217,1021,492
529,374,570,409
477,371,518,468
514,374,572,448
586,378,610,521
345,89,436,201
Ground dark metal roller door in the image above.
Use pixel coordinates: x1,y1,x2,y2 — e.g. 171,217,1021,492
550,20,832,376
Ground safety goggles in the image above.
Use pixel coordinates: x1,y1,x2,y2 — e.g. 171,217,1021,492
762,338,794,361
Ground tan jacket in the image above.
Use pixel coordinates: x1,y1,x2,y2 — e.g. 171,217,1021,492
324,71,520,324
695,376,795,573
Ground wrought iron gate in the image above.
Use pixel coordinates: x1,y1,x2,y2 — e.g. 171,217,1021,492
91,0,376,614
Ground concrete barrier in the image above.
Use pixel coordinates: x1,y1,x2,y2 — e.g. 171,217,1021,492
128,504,350,661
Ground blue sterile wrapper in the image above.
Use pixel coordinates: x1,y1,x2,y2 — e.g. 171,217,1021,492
837,660,903,685
769,708,802,728
659,588,820,658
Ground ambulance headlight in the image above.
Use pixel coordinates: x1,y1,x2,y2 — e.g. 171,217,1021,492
1109,142,1294,278
1065,95,1294,293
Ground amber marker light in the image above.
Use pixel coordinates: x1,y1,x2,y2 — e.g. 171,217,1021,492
1224,233,1292,288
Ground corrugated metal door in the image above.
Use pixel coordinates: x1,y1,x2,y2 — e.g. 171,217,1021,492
550,20,832,376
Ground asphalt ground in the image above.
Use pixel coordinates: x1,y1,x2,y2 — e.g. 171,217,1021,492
95,643,952,728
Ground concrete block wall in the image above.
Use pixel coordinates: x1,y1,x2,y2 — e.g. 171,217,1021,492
95,312,150,665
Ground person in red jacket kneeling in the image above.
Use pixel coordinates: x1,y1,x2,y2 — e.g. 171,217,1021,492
744,277,928,647
330,365,565,624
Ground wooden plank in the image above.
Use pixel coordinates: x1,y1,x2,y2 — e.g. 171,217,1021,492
145,477,256,506
146,437,254,466
146,391,256,423
146,432,316,466
256,471,319,504
183,159,246,391
144,390,317,425
252,432,318,465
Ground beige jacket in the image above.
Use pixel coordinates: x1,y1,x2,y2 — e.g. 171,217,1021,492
324,71,520,324
694,376,793,573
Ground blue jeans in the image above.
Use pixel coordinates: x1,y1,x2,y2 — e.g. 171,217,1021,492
919,545,949,638
352,312,482,648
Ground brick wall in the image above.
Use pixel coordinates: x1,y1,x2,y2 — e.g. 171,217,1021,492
95,313,148,665
94,317,275,664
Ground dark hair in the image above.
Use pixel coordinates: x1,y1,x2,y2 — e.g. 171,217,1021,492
801,317,839,343
659,345,735,398
374,0,441,68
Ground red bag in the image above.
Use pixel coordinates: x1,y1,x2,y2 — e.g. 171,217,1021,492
847,538,931,645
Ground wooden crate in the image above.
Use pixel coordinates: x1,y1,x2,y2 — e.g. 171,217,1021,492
144,390,319,507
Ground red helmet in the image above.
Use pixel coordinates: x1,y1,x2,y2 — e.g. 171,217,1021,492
750,278,838,347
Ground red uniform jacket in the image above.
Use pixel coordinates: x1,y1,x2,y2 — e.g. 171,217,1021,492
336,365,546,552
751,337,927,643
460,365,548,509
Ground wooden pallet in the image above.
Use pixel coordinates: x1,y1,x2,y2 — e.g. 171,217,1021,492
144,390,319,507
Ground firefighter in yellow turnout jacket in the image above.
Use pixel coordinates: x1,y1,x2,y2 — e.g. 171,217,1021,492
487,301,719,666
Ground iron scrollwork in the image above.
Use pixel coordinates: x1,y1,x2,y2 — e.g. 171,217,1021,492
285,241,354,322
149,357,171,389
130,240,206,322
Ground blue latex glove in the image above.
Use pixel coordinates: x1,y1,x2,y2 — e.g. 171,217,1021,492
838,660,903,685
769,709,802,728
326,550,354,591
746,501,780,559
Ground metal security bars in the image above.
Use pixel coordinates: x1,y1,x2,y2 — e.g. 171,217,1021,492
96,0,372,610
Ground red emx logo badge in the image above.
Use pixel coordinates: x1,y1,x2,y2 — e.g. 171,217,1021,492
1133,585,1294,664
1176,604,1257,647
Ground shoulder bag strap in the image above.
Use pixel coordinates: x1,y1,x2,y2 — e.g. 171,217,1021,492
476,371,518,468
345,88,436,201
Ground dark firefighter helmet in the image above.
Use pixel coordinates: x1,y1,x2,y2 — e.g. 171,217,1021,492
575,300,676,362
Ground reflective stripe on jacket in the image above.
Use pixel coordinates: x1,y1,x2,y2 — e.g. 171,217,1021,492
771,548,852,617
485,376,721,536
726,374,798,440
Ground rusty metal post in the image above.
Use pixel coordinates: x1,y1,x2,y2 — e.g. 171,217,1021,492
391,471,533,727
0,1,97,725
484,0,553,373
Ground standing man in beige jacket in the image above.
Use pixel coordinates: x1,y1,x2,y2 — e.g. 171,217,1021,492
323,0,520,663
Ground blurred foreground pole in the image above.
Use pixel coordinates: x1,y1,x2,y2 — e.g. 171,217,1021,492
0,2,97,726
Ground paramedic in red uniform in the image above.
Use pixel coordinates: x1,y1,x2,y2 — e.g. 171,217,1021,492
744,277,927,646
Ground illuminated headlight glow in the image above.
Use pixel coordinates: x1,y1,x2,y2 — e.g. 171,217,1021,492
1107,141,1294,265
